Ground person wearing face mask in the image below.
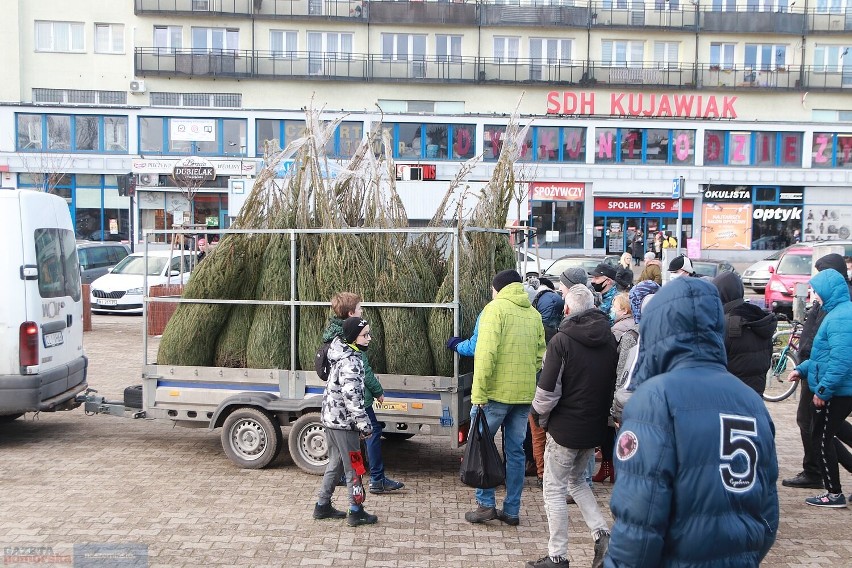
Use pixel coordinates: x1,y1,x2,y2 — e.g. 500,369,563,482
315,317,378,526
589,263,618,325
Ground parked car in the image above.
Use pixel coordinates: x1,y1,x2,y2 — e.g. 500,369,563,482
741,248,785,293
541,254,621,286
90,250,197,314
690,259,737,279
77,241,131,285
87,229,130,242
765,245,813,316
516,250,554,277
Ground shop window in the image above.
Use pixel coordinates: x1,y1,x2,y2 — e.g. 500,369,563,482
812,132,852,168
536,127,559,161
16,113,128,153
705,130,802,167
704,131,727,166
596,128,617,164
530,200,583,248
141,117,247,155
451,125,475,160
620,129,644,164
325,121,364,158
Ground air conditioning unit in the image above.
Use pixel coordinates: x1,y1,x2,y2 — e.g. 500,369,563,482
137,173,160,187
129,80,146,94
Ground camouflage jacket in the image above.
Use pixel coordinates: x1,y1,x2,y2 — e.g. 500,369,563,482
320,337,372,435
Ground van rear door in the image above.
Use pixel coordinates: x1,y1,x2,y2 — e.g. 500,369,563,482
19,191,84,398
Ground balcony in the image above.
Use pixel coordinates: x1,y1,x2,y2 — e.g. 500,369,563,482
480,4,590,27
591,4,697,30
700,8,805,35
135,49,852,92
368,1,478,25
134,0,364,19
807,9,852,33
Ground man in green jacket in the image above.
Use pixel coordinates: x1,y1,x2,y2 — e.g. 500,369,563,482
465,269,546,526
322,292,404,495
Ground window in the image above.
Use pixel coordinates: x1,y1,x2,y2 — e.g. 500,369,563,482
813,45,850,72
812,132,852,168
140,117,247,155
704,131,803,167
381,33,427,61
436,35,462,63
493,37,520,63
270,30,297,58
191,27,238,53
94,23,124,54
815,0,845,14
745,44,787,70
601,40,644,67
325,121,364,158
17,114,128,153
653,41,679,69
154,26,182,53
307,32,353,74
529,38,573,65
35,21,84,53
710,43,736,69
710,0,738,10
35,229,81,302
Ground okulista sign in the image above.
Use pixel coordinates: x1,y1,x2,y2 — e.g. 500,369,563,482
546,91,739,119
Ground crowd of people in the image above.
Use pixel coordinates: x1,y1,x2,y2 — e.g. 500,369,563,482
310,248,852,566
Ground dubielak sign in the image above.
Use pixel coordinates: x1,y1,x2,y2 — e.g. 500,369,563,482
172,157,216,182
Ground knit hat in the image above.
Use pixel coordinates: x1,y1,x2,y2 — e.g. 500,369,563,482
815,253,846,275
342,317,368,343
539,278,555,290
591,263,617,280
629,280,660,323
668,255,694,274
560,266,588,289
492,269,522,292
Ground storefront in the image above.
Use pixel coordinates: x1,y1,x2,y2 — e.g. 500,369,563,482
592,197,694,255
528,182,585,248
701,185,803,250
803,187,852,242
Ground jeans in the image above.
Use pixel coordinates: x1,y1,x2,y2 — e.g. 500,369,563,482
543,434,608,559
811,396,852,494
364,406,385,483
317,428,361,508
471,402,529,518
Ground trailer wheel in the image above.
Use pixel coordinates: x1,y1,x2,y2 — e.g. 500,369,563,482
0,413,23,423
221,407,282,469
288,413,328,475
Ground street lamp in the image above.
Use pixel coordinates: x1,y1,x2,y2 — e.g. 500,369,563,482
228,142,247,178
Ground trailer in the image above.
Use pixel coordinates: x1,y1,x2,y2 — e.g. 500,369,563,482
78,227,506,473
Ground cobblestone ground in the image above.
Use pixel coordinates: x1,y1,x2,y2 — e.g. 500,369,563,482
1,315,849,568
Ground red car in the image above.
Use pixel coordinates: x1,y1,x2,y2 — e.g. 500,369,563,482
764,245,813,316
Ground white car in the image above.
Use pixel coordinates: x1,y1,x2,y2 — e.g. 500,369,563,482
90,250,196,314
741,249,785,293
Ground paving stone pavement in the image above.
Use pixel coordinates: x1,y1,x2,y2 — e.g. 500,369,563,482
1,315,850,568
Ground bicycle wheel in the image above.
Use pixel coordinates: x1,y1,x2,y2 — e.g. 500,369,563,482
763,351,799,402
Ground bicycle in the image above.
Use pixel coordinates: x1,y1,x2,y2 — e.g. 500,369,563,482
762,320,802,403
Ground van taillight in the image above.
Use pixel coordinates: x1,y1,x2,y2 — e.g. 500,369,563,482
19,322,39,368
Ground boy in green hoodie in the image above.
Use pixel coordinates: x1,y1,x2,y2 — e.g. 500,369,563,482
322,292,404,494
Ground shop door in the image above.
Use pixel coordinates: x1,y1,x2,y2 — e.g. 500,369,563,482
625,217,644,258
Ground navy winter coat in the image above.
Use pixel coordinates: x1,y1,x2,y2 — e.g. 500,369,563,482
532,288,565,330
796,268,852,400
606,278,779,568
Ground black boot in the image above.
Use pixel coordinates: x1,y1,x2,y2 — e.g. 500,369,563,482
313,502,346,520
346,505,378,527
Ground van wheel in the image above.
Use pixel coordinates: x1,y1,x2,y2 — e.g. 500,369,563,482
221,407,282,469
0,414,23,423
124,385,143,409
288,412,328,475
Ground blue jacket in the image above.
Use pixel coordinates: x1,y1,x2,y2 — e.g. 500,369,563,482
455,313,480,357
532,288,565,330
796,268,852,399
607,278,779,568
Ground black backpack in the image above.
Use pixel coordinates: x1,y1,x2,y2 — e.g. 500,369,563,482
315,342,332,381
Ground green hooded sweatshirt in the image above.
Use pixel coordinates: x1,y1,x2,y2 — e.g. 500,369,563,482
322,316,383,408
472,282,546,405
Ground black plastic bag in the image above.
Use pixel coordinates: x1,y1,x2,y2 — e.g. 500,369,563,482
459,409,505,489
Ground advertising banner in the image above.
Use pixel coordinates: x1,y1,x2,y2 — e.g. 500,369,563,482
803,206,852,241
701,203,753,250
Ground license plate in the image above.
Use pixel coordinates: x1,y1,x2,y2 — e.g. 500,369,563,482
43,331,64,348
98,298,118,306
375,401,408,412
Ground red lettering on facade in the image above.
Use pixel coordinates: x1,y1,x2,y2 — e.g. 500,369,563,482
814,134,830,164
610,93,625,115
706,134,722,161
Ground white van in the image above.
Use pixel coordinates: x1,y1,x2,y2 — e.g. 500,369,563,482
0,189,87,422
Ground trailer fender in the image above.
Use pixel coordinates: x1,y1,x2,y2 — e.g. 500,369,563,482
209,393,324,429
209,393,280,430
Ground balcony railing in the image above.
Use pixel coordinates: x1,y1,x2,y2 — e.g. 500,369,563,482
138,48,852,91
135,0,852,35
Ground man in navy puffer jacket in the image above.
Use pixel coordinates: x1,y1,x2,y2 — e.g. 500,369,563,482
791,268,852,508
606,277,779,567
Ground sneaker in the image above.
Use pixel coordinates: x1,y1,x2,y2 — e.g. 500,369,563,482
804,492,847,508
496,509,520,526
525,555,569,568
782,471,824,489
593,530,611,568
313,502,346,520
369,477,404,494
346,505,379,527
464,505,498,524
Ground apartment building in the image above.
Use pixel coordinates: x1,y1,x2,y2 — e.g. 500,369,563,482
2,0,852,258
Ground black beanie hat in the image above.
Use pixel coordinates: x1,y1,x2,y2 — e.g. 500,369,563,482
815,253,846,276
342,317,368,343
492,269,522,292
